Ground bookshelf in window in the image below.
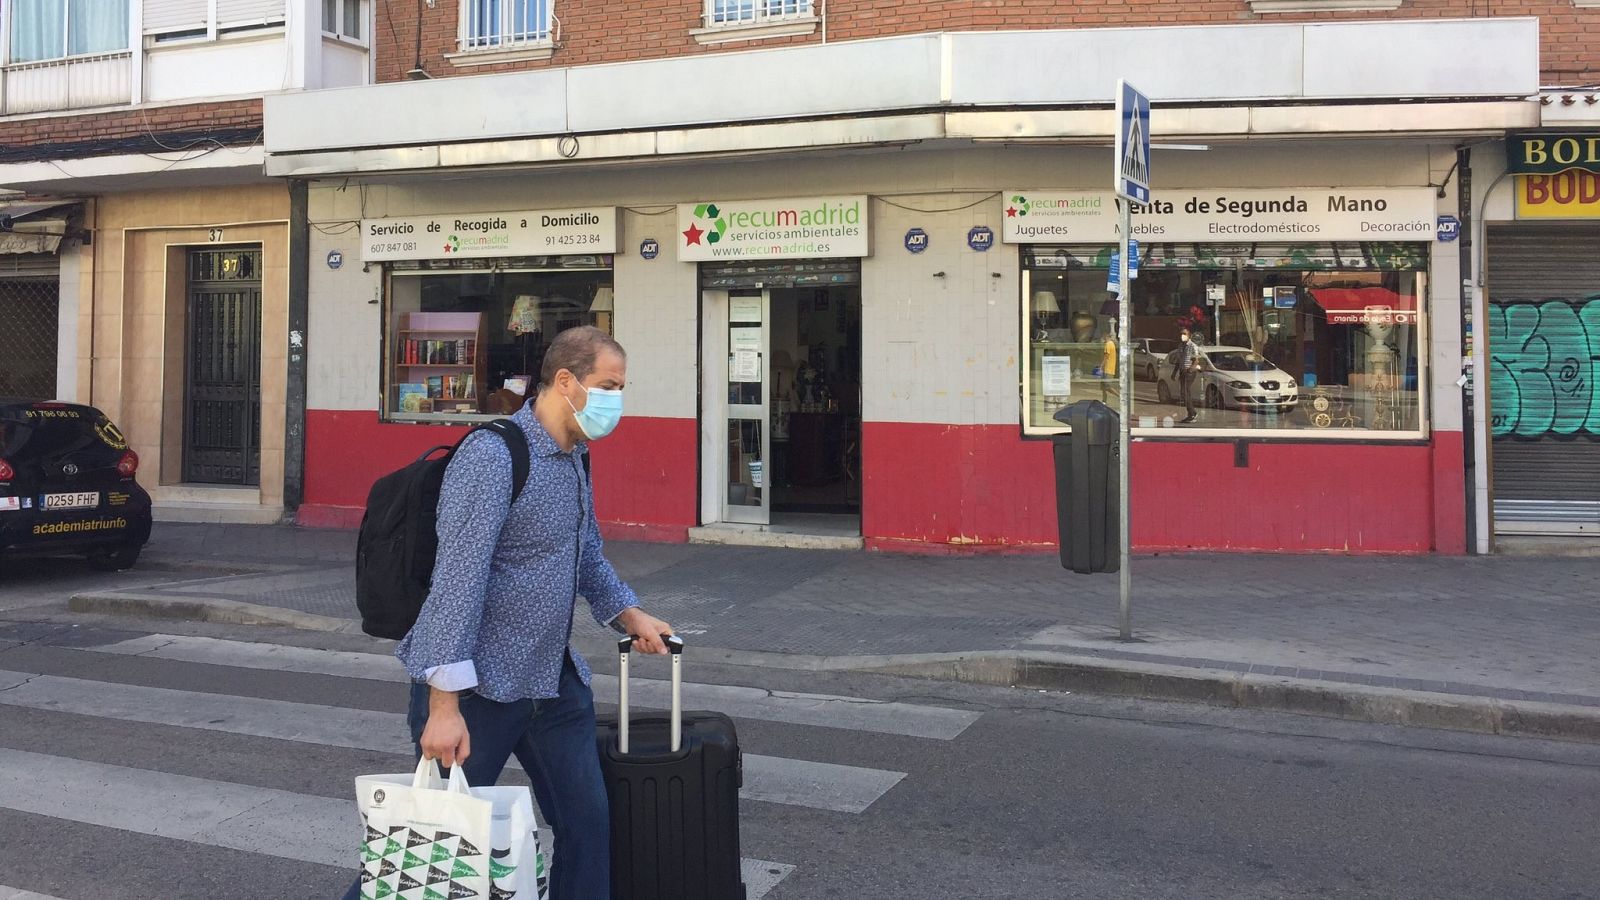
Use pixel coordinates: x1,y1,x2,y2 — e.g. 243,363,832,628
392,312,489,418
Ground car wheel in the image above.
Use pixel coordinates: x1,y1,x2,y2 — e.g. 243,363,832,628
1157,381,1172,404
88,542,142,572
1206,385,1224,409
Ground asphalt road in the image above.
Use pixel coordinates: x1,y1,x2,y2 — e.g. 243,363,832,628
1,562,1597,899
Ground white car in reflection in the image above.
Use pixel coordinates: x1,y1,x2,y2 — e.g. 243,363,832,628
1155,345,1299,411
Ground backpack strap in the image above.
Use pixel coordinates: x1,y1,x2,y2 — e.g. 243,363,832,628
470,419,531,506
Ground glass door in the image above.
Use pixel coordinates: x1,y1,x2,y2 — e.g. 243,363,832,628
723,290,770,525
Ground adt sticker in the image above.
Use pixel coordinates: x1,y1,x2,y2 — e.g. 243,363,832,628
639,239,660,260
326,250,343,270
967,226,994,252
1436,216,1460,243
904,228,930,254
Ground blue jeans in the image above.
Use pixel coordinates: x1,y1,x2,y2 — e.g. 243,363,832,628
341,655,611,900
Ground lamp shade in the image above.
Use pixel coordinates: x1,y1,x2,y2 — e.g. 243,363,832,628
590,286,615,312
1032,290,1060,313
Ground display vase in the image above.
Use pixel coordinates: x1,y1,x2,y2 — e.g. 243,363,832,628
1070,311,1096,342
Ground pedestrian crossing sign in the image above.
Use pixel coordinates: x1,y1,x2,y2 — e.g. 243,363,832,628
1115,80,1151,204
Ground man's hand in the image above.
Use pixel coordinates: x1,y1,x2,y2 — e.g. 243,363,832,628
616,607,674,654
420,688,471,768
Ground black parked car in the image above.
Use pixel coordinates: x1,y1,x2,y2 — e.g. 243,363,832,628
0,399,153,573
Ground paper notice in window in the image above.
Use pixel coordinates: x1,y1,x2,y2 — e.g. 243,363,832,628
731,328,761,352
732,349,761,383
730,296,762,323
1042,356,1072,396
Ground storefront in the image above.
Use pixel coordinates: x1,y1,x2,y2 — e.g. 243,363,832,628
296,140,1469,554
1484,133,1600,536
683,196,868,540
1006,185,1464,553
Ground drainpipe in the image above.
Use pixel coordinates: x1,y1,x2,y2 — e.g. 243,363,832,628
284,179,310,520
820,0,827,43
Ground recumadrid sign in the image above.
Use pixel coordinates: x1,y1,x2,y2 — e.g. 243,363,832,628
1002,188,1438,243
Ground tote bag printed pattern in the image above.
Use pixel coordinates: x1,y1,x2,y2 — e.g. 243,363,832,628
356,760,549,900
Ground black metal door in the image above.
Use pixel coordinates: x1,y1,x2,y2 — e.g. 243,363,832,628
184,248,262,485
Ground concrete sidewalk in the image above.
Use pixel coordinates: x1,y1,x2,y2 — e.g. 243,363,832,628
66,521,1600,739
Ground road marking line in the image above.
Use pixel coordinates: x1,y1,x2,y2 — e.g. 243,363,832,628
0,669,906,815
0,888,74,900
90,634,979,739
0,749,794,899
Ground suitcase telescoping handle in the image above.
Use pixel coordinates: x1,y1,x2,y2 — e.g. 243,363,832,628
616,633,685,755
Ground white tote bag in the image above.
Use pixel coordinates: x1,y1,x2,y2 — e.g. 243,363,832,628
355,759,549,900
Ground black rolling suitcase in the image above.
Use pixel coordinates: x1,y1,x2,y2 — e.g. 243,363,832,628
595,636,746,900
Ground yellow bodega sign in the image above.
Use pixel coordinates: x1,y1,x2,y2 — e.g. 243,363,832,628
1517,171,1600,219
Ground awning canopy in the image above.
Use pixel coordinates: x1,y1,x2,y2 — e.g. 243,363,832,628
0,201,75,255
1308,287,1418,326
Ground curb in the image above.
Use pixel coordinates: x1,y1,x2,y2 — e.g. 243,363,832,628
853,651,1600,744
68,592,365,635
66,593,1600,744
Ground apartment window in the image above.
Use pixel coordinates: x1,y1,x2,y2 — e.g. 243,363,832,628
323,0,363,41
8,0,129,63
707,0,812,26
463,0,551,49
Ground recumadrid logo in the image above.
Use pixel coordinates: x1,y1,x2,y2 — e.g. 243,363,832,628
682,204,729,246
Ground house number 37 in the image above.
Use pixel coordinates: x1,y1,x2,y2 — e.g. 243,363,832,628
208,228,225,242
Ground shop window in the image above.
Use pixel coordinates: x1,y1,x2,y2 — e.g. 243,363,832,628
384,257,613,423
1021,243,1428,437
9,0,128,62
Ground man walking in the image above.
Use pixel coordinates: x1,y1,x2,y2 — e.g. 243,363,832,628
1175,327,1202,424
342,326,673,900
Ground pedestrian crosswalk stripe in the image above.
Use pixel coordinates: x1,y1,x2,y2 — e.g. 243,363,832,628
0,749,794,899
90,634,980,740
0,888,73,900
740,755,905,814
0,669,907,815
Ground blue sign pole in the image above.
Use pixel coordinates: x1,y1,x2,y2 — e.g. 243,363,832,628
1111,79,1151,642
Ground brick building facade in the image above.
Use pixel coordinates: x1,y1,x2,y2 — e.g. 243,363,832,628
371,1,1599,86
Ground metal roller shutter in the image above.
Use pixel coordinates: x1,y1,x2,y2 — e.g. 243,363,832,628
1486,222,1600,532
217,0,286,27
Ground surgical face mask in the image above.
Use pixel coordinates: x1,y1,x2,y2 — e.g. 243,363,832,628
567,382,624,440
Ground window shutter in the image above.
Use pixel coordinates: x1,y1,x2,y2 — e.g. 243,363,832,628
217,0,286,26
143,0,209,33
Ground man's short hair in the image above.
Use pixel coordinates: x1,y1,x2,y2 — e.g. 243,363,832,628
540,325,626,387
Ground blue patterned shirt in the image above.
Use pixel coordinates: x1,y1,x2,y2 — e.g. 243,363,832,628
395,403,637,702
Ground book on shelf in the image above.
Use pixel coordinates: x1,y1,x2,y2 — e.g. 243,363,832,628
426,376,443,398
397,383,428,413
398,338,476,366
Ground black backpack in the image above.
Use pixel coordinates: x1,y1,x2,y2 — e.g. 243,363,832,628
354,419,532,640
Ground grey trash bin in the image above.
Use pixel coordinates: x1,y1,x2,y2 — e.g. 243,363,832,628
1051,400,1120,574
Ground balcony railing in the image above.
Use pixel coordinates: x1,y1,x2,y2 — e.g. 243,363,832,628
2,51,132,116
